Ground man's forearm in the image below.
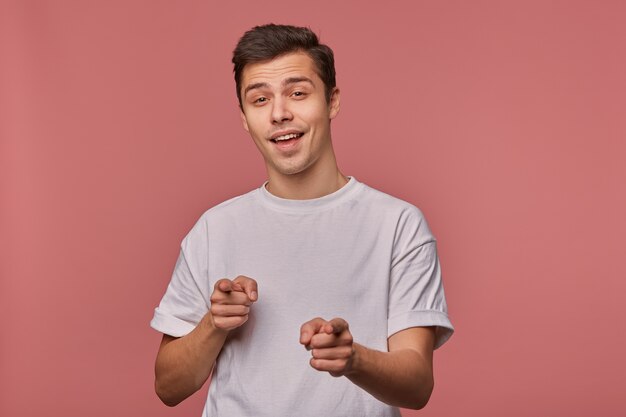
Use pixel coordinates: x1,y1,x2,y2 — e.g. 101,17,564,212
154,312,227,406
345,343,434,410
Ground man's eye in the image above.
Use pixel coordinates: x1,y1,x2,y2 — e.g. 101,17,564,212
255,97,267,104
292,91,306,98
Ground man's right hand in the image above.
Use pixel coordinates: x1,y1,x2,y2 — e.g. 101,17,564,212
155,275,258,406
209,276,258,331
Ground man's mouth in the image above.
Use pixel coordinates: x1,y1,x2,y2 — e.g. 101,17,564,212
270,132,304,143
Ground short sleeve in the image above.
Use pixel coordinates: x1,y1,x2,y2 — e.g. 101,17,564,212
150,219,210,337
387,207,454,349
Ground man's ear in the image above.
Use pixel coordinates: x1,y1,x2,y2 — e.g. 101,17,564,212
329,87,341,120
240,107,249,132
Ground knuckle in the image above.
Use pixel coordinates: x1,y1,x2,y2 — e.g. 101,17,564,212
310,335,321,347
235,275,249,284
210,291,226,303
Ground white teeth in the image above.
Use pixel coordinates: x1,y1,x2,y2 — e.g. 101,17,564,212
274,133,300,141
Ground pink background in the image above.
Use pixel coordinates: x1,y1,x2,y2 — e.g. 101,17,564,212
2,1,625,416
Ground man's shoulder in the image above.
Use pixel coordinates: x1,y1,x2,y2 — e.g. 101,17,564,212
182,187,259,239
199,187,259,221
358,182,435,244
358,181,426,218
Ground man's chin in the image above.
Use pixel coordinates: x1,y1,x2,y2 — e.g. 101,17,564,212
270,162,310,177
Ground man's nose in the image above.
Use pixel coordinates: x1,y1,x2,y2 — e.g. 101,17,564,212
271,98,293,124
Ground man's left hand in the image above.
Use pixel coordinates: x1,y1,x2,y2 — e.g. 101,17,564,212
299,317,355,377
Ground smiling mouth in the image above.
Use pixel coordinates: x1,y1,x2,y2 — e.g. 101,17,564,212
270,132,304,143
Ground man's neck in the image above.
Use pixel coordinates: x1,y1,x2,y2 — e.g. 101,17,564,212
266,168,349,200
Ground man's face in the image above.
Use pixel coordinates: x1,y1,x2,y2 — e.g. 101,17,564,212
239,52,340,179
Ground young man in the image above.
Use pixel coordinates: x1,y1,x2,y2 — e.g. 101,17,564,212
151,24,453,416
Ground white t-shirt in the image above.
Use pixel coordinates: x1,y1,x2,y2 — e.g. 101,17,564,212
151,177,453,417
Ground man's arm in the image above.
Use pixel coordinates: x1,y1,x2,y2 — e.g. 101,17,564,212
300,318,436,410
155,313,227,406
154,277,258,406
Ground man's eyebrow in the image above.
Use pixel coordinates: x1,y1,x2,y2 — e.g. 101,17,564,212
244,77,315,97
282,76,314,87
244,82,270,96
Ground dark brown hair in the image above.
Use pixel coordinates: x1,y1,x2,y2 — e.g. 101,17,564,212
232,24,336,106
